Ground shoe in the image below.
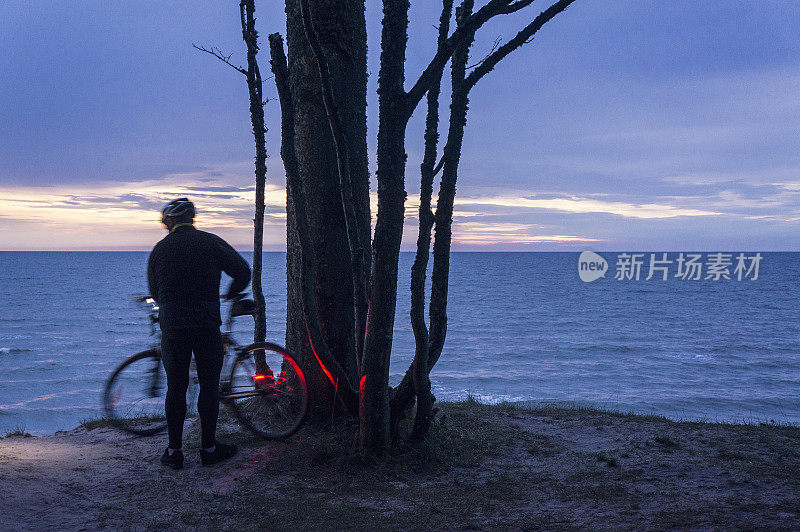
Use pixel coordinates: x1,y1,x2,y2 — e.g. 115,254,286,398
200,441,238,466
160,448,184,470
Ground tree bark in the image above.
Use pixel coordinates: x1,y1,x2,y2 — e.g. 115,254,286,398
364,0,548,450
299,0,368,372
408,0,454,442
239,0,268,350
284,0,370,419
391,0,576,428
269,33,358,415
359,0,410,454
428,1,475,379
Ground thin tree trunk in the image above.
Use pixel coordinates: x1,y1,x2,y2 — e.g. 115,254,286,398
428,1,475,380
363,0,513,450
269,32,358,415
240,0,268,360
389,0,474,427
432,0,577,370
360,0,411,454
391,0,576,426
408,0,454,442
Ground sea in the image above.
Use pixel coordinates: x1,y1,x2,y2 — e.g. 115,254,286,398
1,251,798,435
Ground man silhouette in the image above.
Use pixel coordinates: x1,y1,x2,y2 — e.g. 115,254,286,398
148,198,251,469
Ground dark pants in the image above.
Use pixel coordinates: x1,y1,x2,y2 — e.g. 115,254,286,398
161,327,224,449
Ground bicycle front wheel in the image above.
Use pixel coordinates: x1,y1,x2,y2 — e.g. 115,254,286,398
225,342,308,440
103,349,168,436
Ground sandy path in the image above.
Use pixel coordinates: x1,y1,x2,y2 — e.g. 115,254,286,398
0,421,268,531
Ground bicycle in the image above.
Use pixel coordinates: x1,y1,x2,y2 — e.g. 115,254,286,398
103,294,308,440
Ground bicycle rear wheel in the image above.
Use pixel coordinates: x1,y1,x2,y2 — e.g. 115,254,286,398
225,342,308,440
103,349,168,436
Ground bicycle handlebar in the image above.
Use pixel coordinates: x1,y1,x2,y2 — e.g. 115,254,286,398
131,294,250,332
133,294,249,303
220,293,248,302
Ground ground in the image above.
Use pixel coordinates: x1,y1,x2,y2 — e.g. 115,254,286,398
2,400,800,530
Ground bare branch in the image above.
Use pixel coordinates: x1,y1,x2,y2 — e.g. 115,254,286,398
502,0,537,14
404,0,546,117
192,43,248,75
404,0,564,118
404,0,504,116
464,0,577,91
465,36,502,70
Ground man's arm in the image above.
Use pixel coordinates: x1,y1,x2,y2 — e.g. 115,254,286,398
147,252,159,302
215,236,252,299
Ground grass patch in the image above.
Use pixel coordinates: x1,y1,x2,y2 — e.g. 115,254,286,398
79,414,168,432
196,399,537,530
270,398,527,485
515,400,674,423
79,417,116,431
3,426,32,438
654,434,680,449
591,451,620,467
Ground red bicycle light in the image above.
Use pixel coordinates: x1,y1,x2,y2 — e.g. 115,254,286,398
253,374,267,381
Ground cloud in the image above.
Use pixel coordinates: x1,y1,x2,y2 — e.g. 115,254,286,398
2,167,798,250
0,172,287,249
775,183,800,192
450,221,601,247
454,194,721,219
184,185,256,193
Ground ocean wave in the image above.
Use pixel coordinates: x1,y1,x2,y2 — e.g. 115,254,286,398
0,347,31,355
574,344,635,353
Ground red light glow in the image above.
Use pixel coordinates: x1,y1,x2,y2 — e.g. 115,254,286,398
309,340,335,386
253,374,267,381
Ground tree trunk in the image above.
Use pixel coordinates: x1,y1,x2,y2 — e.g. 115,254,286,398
428,3,475,380
274,0,577,450
359,0,410,454
299,0,369,373
239,0,268,359
389,0,473,430
390,0,575,429
408,0,453,442
284,0,370,419
269,33,358,414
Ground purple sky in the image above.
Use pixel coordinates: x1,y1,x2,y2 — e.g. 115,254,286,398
1,1,799,251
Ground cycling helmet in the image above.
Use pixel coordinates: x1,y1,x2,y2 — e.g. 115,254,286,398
161,198,195,222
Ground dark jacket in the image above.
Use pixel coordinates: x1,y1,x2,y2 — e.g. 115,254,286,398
147,225,251,329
